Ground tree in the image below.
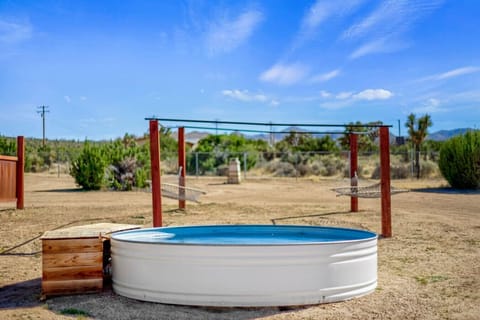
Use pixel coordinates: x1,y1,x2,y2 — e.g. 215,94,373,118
187,133,264,174
405,113,433,179
338,121,383,152
71,141,106,190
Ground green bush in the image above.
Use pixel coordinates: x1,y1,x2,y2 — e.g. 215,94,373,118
70,142,107,190
186,134,262,174
439,131,480,189
0,136,16,156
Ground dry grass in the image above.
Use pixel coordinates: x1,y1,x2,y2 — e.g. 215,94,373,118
1,173,479,319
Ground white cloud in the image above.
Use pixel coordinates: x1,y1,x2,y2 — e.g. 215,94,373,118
413,98,446,113
320,90,331,98
349,38,408,59
270,100,279,107
206,9,263,55
343,0,443,40
343,0,444,58
64,95,71,103
259,63,308,85
80,96,87,101
0,19,32,43
310,69,341,83
298,0,365,44
353,89,393,100
320,88,394,109
222,89,267,102
421,66,480,81
222,89,279,106
336,91,354,100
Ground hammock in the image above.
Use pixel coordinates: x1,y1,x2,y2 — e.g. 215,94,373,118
332,182,409,198
160,182,206,202
147,167,207,202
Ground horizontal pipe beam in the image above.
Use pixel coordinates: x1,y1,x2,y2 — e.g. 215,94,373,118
145,117,392,128
165,125,369,135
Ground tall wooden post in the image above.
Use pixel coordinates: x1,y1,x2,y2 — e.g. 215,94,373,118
16,136,24,210
178,127,186,210
379,127,392,237
350,133,358,212
149,120,162,227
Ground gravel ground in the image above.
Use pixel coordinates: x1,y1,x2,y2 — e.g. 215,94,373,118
1,173,479,319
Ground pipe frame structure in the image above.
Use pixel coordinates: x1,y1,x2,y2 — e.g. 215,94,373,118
146,118,392,237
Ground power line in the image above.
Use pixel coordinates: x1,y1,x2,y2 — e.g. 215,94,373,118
37,106,49,147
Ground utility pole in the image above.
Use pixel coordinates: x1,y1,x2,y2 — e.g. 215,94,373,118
37,105,49,147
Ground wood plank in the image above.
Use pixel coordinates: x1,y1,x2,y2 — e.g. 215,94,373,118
42,279,103,296
42,265,103,281
0,155,17,161
41,223,140,239
43,252,103,269
42,238,102,253
0,160,16,200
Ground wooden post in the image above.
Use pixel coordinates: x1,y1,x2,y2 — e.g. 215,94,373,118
350,133,358,212
16,136,24,210
379,127,392,238
149,120,162,227
178,127,186,210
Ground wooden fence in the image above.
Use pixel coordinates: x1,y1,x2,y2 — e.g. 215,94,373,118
0,136,24,209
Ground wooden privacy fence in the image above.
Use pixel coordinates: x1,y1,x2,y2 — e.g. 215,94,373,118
0,136,24,209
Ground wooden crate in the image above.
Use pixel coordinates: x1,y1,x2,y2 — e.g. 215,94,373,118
41,223,140,298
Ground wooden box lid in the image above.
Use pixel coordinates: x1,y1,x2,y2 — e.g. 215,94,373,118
41,223,141,240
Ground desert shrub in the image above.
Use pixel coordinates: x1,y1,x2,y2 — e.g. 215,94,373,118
0,136,16,155
371,164,409,179
27,152,47,172
419,160,438,178
439,131,480,189
266,161,296,177
297,163,311,176
135,167,148,188
107,157,137,191
324,155,346,176
102,138,150,190
310,160,322,176
70,142,106,190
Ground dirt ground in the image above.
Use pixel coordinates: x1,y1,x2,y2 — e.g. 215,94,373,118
1,173,479,319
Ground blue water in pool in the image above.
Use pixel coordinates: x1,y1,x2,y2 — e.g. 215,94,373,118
112,225,377,245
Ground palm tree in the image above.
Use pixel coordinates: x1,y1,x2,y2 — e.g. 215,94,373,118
405,113,433,179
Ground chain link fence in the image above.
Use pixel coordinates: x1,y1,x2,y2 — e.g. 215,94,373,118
25,146,440,181
161,150,441,180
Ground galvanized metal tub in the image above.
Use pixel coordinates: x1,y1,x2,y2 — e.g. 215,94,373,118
111,225,377,307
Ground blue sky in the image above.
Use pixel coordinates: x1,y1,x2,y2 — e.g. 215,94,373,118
1,0,479,140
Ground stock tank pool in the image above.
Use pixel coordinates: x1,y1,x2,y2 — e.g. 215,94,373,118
111,225,377,307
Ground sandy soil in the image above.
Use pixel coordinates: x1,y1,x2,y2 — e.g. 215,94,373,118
1,173,479,319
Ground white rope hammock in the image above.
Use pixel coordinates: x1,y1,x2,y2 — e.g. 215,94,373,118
147,167,207,202
332,182,409,198
160,182,206,202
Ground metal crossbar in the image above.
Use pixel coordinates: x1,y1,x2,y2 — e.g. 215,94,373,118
332,183,409,198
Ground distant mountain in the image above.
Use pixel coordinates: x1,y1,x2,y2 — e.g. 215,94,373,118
250,126,344,142
171,130,209,145
427,128,476,141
